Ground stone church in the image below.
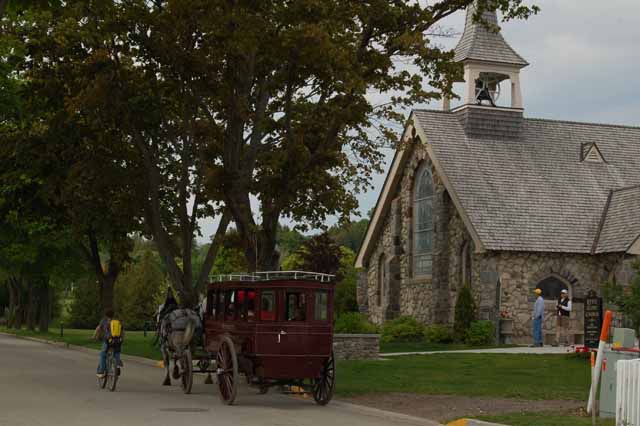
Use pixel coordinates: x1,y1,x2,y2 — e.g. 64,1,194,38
355,3,640,344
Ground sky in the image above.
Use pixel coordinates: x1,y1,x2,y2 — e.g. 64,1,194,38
198,0,640,242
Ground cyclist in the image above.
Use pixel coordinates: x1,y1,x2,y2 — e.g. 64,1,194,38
93,309,124,378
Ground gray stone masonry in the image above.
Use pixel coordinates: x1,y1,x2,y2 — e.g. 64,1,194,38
363,141,638,342
333,334,380,360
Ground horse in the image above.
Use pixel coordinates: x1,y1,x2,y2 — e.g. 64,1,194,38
157,307,201,393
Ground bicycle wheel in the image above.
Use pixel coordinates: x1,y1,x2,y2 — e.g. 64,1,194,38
180,349,193,394
107,353,119,392
98,369,107,389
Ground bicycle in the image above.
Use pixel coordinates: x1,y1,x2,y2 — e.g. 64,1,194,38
97,347,120,392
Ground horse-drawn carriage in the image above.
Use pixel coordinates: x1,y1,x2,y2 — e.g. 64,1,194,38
159,271,336,406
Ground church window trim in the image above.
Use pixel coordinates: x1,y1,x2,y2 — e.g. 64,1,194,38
413,163,434,277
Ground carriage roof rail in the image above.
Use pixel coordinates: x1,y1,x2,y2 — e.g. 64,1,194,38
209,271,335,283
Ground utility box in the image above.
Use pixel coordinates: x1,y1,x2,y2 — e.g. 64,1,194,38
600,348,640,418
612,328,636,348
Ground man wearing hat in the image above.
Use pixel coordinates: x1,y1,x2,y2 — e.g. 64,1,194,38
532,288,544,347
555,289,572,346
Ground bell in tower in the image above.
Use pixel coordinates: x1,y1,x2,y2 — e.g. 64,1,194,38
446,1,528,110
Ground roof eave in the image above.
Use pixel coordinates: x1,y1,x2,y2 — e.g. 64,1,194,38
354,116,417,269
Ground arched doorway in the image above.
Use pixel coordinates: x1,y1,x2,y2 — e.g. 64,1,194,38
536,275,570,301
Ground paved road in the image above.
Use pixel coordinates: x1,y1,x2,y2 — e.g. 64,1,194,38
0,334,438,426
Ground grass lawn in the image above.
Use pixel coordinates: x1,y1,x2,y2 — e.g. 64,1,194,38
336,353,591,399
0,326,162,360
380,342,518,353
476,412,615,426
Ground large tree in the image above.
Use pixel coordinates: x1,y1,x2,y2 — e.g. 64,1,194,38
115,0,537,271
1,3,145,311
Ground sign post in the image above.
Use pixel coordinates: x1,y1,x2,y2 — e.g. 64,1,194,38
584,290,603,349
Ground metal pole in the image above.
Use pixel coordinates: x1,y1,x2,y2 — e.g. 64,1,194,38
143,322,148,338
60,323,63,338
591,351,596,426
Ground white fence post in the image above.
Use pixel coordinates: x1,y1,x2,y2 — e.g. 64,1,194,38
617,358,640,426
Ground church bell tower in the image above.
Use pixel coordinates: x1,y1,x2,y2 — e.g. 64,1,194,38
446,1,528,110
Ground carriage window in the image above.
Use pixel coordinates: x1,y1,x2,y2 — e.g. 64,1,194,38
206,290,216,316
260,290,276,321
314,291,328,321
247,290,256,321
215,290,225,321
286,292,307,321
224,290,237,321
237,289,256,321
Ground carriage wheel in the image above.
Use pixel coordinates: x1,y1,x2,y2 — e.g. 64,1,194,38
180,349,193,394
258,385,269,395
216,336,238,405
313,353,335,406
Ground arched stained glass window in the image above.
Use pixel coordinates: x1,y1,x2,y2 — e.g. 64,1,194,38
414,164,434,276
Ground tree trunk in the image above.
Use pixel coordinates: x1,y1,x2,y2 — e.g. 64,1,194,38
7,280,18,329
26,283,36,331
38,279,50,333
101,275,115,313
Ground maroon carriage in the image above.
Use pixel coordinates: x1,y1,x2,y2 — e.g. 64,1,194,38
203,271,336,406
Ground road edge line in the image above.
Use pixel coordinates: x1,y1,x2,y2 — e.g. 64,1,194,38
331,400,444,426
0,331,161,368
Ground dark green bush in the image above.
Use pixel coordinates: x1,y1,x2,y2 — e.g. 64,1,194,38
424,324,454,343
68,279,101,329
334,312,379,334
381,316,426,343
454,284,477,341
465,320,495,346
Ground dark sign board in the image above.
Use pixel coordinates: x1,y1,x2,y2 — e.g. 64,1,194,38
584,290,603,349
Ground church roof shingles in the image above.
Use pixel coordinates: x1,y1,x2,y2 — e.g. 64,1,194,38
453,3,528,67
594,185,640,254
414,109,640,254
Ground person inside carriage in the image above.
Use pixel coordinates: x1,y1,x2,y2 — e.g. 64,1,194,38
93,309,124,378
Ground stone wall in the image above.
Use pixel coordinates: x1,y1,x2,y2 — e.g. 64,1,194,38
472,250,623,344
333,334,380,360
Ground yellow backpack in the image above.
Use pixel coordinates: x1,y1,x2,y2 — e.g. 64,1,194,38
109,319,122,339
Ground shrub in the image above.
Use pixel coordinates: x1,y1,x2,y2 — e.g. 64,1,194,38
334,312,379,334
381,316,425,343
115,250,165,330
424,324,454,343
465,320,495,346
454,284,477,341
68,279,102,329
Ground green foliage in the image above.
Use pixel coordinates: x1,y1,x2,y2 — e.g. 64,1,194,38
454,284,477,341
334,312,379,334
210,247,248,276
67,279,101,329
276,225,307,261
328,219,369,254
335,247,359,315
465,320,495,346
381,316,426,344
602,261,640,334
423,324,454,343
114,250,165,330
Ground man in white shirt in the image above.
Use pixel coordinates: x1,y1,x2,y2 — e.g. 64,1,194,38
555,289,572,346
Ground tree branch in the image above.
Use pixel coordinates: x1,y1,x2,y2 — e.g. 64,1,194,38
195,209,232,292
